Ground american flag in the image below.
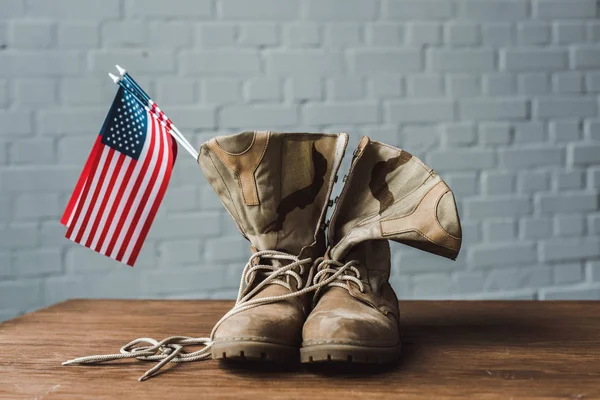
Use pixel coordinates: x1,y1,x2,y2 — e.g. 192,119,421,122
61,86,177,266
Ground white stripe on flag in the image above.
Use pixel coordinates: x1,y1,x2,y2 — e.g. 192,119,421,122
122,119,169,263
88,156,132,251
78,149,119,245
99,111,153,257
68,147,110,240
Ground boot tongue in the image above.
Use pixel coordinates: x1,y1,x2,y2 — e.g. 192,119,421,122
329,136,462,262
198,131,348,256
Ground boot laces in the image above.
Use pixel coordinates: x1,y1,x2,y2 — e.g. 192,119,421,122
62,250,354,381
310,258,365,306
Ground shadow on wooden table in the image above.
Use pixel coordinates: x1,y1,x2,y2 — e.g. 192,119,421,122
218,304,553,379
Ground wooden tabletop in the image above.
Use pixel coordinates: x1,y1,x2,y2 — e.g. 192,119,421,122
1,300,599,399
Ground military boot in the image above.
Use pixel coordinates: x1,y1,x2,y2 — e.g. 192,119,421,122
301,136,462,363
198,131,348,362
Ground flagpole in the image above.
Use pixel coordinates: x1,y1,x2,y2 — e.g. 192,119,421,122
114,67,198,158
108,70,199,160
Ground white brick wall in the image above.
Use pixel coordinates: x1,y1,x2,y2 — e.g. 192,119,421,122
1,0,599,321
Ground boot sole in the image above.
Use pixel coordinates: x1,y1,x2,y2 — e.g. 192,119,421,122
300,343,401,364
211,340,298,363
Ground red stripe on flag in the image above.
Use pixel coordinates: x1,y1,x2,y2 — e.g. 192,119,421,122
115,116,166,263
104,113,158,257
127,127,177,266
74,149,115,243
84,152,126,248
65,146,105,238
60,135,102,226
93,157,137,253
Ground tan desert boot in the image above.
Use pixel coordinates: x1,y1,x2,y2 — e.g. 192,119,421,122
198,131,348,361
301,136,462,363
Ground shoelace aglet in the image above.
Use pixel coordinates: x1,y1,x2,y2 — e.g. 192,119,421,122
138,371,153,382
62,359,77,366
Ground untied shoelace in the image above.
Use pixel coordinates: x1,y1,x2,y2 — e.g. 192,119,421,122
62,250,363,381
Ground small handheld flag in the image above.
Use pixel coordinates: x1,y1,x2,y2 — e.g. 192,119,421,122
60,67,193,266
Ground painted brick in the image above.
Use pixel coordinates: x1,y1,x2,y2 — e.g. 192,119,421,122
202,79,241,103
482,23,513,46
534,97,597,118
554,215,585,237
441,123,477,146
384,1,454,20
445,22,480,46
0,51,82,77
470,243,537,268
447,75,481,97
554,170,585,190
534,0,597,19
14,248,62,277
501,49,568,71
430,49,494,72
9,20,54,49
407,22,442,45
220,0,297,20
305,0,378,21
239,24,279,46
537,192,598,213
569,143,600,165
549,120,581,143
465,197,532,218
370,75,403,98
460,98,528,120
287,77,322,101
267,50,344,76
181,51,260,76
57,22,98,49
541,286,600,300
303,102,378,125
541,238,600,262
500,147,563,169
386,100,454,123
554,262,584,284
483,220,516,242
518,171,549,194
406,75,444,98
367,23,402,46
327,77,364,101
426,149,495,171
518,73,550,95
480,122,511,145
572,46,600,68
482,74,516,97
197,24,236,48
220,104,298,128
129,0,212,18
351,49,421,74
28,0,120,18
554,21,586,44
147,22,193,48
517,22,551,45
520,217,553,239
458,1,528,21
482,171,514,195
514,122,546,144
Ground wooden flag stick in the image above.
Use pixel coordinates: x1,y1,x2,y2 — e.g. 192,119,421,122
108,70,199,160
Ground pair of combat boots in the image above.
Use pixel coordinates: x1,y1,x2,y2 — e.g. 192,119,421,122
198,131,462,364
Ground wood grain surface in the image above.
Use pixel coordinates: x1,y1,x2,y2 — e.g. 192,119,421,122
1,300,599,399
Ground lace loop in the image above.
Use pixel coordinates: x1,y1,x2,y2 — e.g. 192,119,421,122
63,250,353,381
310,258,364,307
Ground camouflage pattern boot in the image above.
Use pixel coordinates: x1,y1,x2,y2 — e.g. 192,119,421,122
301,136,462,363
198,131,348,362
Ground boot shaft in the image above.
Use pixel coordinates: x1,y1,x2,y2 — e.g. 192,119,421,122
329,136,462,262
198,131,348,257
